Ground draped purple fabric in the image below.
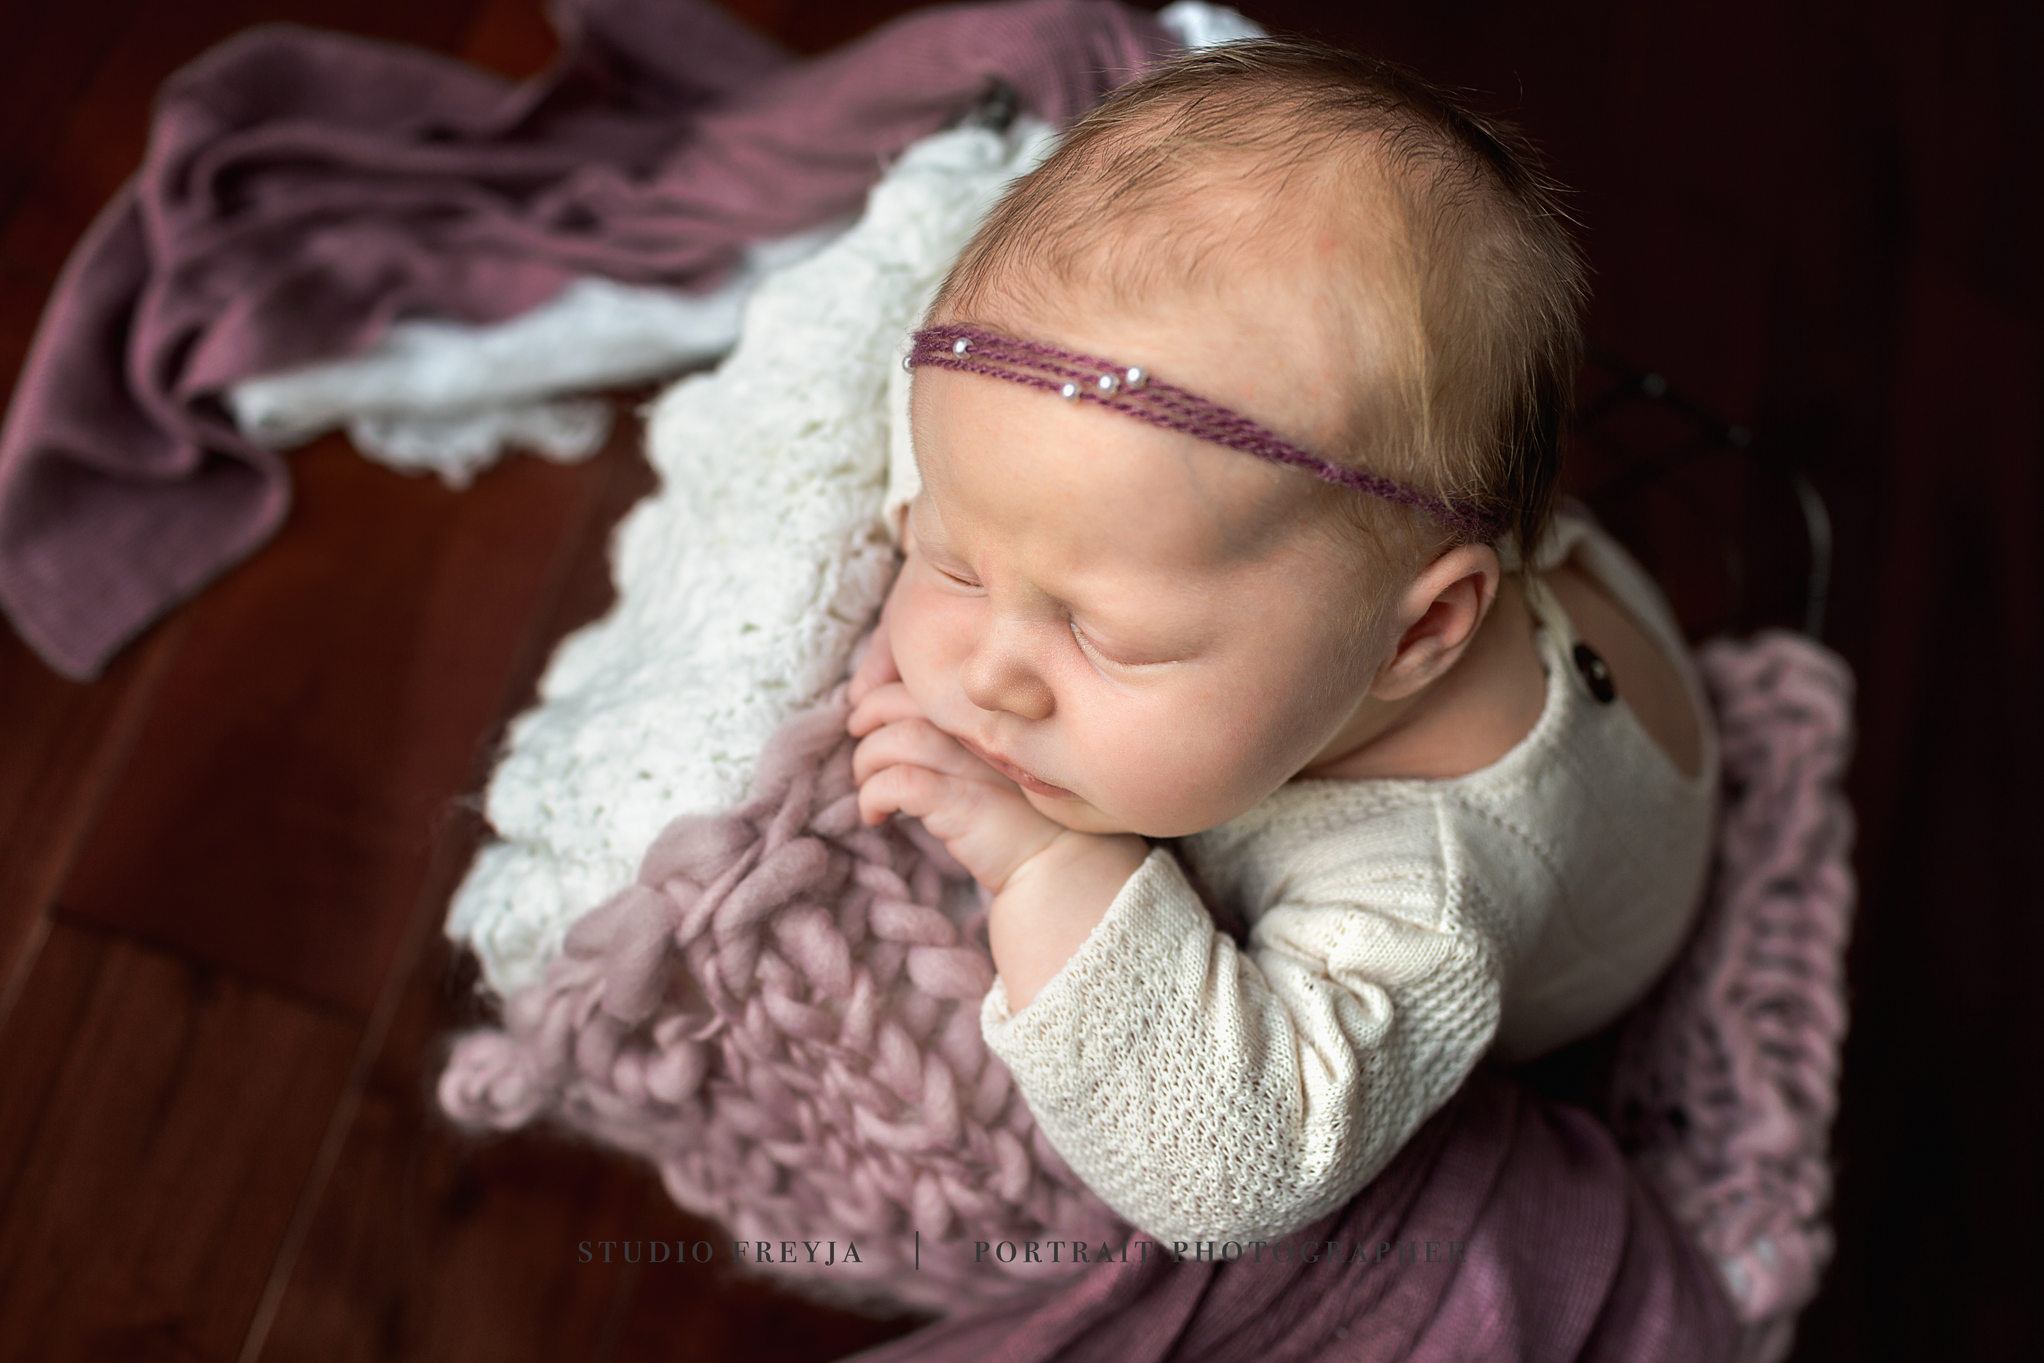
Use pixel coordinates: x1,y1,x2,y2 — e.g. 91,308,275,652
849,1068,1738,1363
0,0,1171,679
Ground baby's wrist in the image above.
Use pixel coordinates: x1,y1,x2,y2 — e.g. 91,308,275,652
1003,829,1147,898
987,830,1147,1012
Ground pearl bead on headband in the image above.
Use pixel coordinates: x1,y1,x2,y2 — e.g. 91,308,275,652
905,323,1504,543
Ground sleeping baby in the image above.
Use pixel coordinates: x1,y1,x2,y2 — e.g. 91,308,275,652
848,37,1716,1245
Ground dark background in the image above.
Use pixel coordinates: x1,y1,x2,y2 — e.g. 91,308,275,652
0,1,2036,1359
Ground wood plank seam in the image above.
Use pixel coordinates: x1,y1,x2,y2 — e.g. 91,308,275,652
0,614,191,1037
236,417,638,1363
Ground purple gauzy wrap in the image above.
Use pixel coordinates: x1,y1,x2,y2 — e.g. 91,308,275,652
846,1068,1740,1363
0,0,1172,679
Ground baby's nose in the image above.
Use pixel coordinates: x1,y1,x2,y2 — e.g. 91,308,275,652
959,625,1055,721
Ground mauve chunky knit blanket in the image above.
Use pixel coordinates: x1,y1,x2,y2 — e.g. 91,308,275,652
442,629,1854,1363
444,685,1124,1313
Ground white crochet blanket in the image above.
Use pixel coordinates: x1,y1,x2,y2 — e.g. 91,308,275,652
447,120,1056,993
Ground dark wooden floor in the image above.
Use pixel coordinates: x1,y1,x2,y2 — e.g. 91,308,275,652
1,1,2037,1360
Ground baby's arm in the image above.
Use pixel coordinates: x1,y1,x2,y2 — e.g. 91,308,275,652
847,619,1147,1009
982,839,1505,1245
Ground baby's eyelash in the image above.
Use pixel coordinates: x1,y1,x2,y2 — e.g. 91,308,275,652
1070,620,1176,672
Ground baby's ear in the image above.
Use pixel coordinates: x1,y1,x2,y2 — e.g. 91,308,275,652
1369,544,1503,701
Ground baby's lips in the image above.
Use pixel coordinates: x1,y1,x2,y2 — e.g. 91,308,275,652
956,736,1075,799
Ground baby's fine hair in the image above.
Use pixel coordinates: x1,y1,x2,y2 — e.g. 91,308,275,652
934,38,1587,560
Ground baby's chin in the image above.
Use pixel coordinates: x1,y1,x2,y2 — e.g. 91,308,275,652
1023,787,1232,841
1023,788,1137,837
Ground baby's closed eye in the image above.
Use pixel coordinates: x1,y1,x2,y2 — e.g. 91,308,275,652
1069,619,1182,671
929,559,981,590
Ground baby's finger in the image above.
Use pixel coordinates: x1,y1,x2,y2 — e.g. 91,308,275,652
848,615,899,706
847,680,927,738
856,762,1001,838
855,761,931,827
853,717,1002,788
856,762,1062,890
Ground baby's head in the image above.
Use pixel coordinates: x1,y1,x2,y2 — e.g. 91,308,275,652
886,38,1585,838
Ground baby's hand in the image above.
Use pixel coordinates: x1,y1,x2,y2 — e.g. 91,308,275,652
848,674,1065,894
847,615,1148,1009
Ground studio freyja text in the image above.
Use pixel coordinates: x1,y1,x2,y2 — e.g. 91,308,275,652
577,1236,1470,1268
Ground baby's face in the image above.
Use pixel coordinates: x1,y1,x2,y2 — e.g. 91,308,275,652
887,359,1388,839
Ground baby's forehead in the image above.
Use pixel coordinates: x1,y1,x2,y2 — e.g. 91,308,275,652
1020,160,1418,415
911,364,1347,575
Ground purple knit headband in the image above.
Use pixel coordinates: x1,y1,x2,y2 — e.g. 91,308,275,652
905,324,1504,542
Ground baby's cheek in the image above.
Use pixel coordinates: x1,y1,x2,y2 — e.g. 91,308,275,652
884,574,963,714
1119,708,1293,834
1072,728,1222,838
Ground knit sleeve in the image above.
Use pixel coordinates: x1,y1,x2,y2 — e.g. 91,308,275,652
980,830,1507,1245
